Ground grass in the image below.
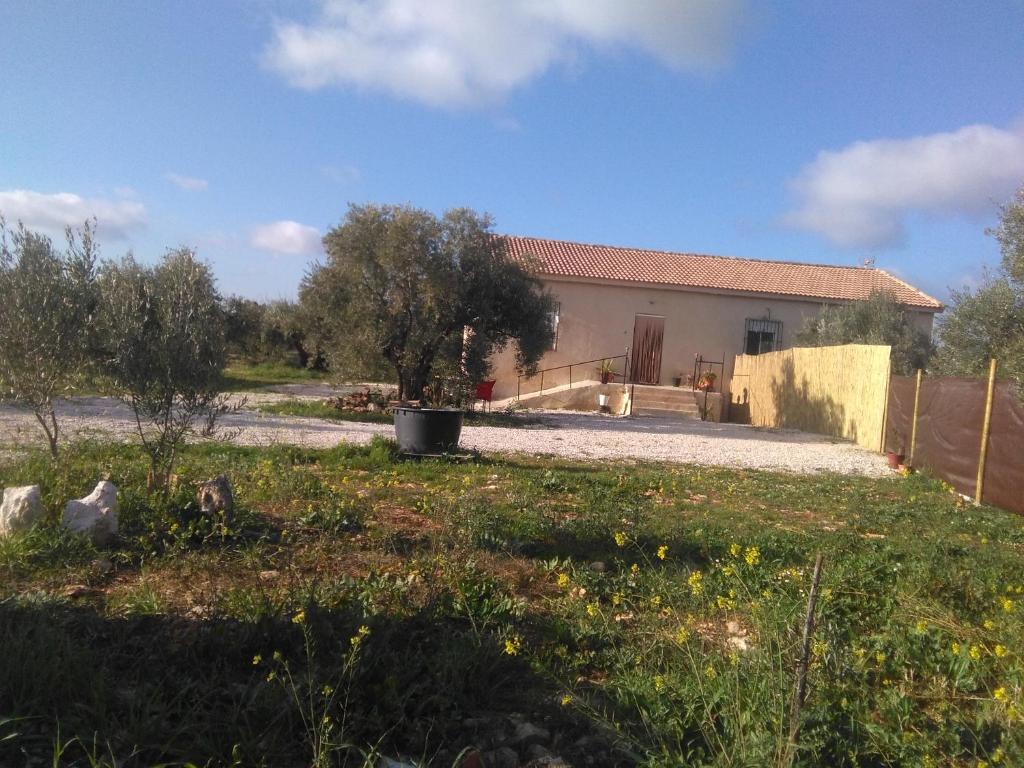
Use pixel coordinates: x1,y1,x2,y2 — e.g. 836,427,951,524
222,359,329,391
1,440,1023,766
257,399,549,429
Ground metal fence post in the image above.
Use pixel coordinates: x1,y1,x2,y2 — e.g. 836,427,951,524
909,369,922,465
974,358,998,506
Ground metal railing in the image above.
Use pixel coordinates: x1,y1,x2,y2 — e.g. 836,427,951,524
517,353,628,400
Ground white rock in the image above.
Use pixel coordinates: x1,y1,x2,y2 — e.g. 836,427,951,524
62,481,118,545
0,485,43,536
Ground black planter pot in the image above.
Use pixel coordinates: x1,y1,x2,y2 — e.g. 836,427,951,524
393,407,464,455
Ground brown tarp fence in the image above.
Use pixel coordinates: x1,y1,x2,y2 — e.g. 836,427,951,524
886,376,1024,514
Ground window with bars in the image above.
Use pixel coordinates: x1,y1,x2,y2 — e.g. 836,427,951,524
744,317,782,355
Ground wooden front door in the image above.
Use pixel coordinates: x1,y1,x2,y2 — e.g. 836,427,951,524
629,315,664,384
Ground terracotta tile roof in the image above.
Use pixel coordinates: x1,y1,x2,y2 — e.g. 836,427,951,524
501,235,942,311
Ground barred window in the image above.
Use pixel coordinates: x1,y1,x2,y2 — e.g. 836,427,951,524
744,317,782,355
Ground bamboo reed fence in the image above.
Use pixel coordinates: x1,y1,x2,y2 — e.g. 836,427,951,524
729,344,892,450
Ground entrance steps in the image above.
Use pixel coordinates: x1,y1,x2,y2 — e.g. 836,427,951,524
630,384,702,420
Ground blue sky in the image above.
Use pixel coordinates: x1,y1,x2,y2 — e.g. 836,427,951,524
2,0,1023,302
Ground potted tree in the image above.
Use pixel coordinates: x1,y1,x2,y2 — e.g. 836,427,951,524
597,358,616,384
301,204,556,456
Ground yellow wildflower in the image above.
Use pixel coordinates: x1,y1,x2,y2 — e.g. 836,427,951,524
586,602,599,617
994,687,1008,702
631,563,640,576
952,642,961,655
994,644,1008,658
970,645,982,660
650,595,661,608
992,747,1005,764
252,654,262,666
744,547,760,566
915,620,928,633
1001,598,1014,613
654,675,666,693
984,619,995,630
504,635,522,656
704,665,717,679
557,573,570,588
612,592,623,606
614,532,627,547
875,651,886,665
729,543,741,558
688,571,704,596
657,545,668,560
722,565,736,577
350,625,370,648
292,610,306,625
675,626,691,644
561,694,572,706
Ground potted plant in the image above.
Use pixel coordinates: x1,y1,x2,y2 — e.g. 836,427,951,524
697,371,717,391
887,434,906,470
597,392,611,412
597,358,616,384
392,379,464,456
671,373,683,387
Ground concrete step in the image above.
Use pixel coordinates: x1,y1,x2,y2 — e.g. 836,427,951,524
632,407,700,420
632,396,700,409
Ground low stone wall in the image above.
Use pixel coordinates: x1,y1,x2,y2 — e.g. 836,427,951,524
698,391,724,422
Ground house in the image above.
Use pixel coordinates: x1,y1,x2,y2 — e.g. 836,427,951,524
488,235,942,405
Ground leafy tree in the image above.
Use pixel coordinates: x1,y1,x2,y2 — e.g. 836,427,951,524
301,204,554,402
96,249,233,489
795,290,933,375
0,220,98,456
261,299,325,370
932,184,1024,385
224,296,266,359
991,184,1024,285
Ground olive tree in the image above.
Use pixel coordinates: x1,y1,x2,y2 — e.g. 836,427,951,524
932,184,1024,385
796,290,933,375
300,204,554,402
97,249,232,489
0,220,98,456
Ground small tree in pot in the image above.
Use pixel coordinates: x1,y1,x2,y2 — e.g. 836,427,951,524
301,204,555,452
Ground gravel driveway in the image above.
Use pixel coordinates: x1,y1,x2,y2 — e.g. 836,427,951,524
0,394,889,476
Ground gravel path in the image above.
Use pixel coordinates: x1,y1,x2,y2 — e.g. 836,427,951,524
0,394,889,476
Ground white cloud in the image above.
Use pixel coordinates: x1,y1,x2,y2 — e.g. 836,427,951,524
784,121,1024,248
321,164,362,184
0,189,147,240
250,220,323,255
166,172,209,191
263,0,746,107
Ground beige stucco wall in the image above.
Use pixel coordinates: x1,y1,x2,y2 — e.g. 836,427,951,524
489,277,937,402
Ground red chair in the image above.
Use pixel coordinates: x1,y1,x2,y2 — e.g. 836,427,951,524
474,380,496,411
